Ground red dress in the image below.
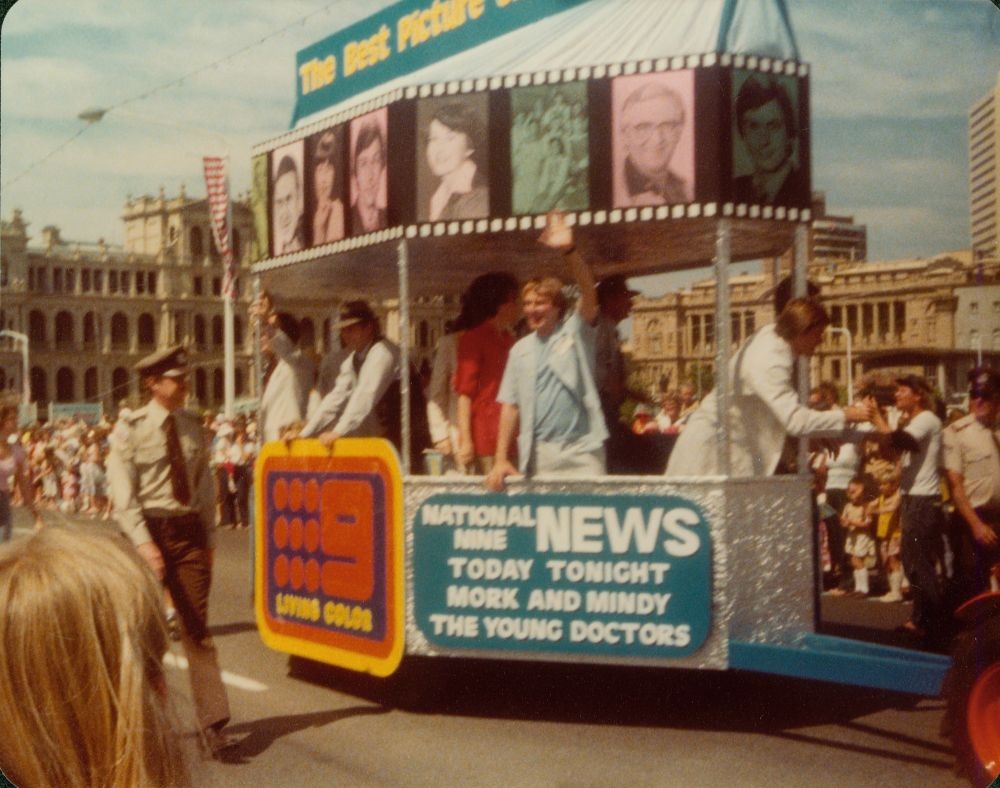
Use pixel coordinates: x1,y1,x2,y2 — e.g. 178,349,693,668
454,320,514,458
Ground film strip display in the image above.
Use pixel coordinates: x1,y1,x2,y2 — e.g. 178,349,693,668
251,52,811,268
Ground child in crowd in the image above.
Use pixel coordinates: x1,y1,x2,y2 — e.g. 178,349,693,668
869,471,904,602
59,462,79,514
841,476,875,595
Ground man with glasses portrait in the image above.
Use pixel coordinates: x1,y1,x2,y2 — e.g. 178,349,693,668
618,82,692,206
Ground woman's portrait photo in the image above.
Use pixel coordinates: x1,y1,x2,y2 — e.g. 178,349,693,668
270,140,306,256
307,126,346,246
349,108,389,235
510,82,589,215
612,71,695,208
416,94,489,223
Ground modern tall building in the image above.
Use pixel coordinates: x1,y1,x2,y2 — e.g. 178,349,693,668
970,73,1000,260
809,191,867,263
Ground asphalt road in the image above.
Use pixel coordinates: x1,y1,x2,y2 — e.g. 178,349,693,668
12,509,967,787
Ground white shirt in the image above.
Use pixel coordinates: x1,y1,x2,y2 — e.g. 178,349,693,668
300,338,400,438
259,329,315,443
665,324,847,477
900,409,942,497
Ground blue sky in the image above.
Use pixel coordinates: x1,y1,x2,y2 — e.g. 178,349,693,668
1,0,998,284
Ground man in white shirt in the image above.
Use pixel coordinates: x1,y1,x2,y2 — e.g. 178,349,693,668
300,301,430,467
253,296,315,444
870,374,944,647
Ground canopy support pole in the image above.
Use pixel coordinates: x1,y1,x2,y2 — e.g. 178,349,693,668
794,223,810,473
713,218,732,476
398,239,411,476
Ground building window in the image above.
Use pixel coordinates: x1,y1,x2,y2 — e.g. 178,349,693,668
81,269,90,292
212,368,224,403
212,277,221,296
194,315,206,348
893,301,905,337
55,312,74,348
731,312,742,346
28,311,46,345
235,368,245,396
744,310,755,336
27,268,35,290
110,313,129,349
831,359,842,380
212,315,224,347
136,272,145,294
138,314,155,348
56,367,75,402
109,270,118,293
83,312,97,346
30,367,47,403
53,268,63,293
194,368,207,403
65,269,75,292
173,312,185,345
234,316,244,346
147,271,157,295
190,227,204,259
93,270,103,292
111,367,129,401
690,316,701,351
84,367,98,399
193,276,204,296
121,271,130,293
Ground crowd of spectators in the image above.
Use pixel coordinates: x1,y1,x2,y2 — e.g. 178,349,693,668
812,368,1000,650
0,408,257,535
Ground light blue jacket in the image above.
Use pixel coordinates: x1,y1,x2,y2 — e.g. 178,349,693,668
498,312,609,473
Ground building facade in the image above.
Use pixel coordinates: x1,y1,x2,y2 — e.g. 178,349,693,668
0,190,453,419
630,249,1000,404
971,73,1000,261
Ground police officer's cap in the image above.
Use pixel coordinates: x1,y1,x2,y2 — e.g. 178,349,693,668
135,345,190,378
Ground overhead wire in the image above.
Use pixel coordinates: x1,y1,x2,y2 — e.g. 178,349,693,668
2,0,346,190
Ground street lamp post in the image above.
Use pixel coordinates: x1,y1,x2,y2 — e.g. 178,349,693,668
0,330,30,404
77,107,238,417
827,326,853,402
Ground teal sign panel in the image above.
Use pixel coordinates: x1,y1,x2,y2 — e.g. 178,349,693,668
292,0,589,125
413,493,712,658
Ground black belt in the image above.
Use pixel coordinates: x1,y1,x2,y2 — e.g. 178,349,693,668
143,512,202,528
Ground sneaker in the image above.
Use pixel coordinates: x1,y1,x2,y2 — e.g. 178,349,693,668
877,591,903,602
202,726,238,759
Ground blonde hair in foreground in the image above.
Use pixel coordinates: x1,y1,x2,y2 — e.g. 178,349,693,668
0,526,189,787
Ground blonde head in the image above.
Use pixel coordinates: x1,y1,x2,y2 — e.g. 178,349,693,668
522,277,567,315
0,526,188,787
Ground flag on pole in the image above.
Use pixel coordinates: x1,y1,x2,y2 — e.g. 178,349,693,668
202,156,236,298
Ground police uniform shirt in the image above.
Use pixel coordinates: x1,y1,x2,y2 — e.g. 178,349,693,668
943,413,1000,511
107,399,216,547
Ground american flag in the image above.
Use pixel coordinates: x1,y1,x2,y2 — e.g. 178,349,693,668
202,156,236,298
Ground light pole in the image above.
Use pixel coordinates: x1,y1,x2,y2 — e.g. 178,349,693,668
0,330,30,404
827,326,853,402
77,107,238,418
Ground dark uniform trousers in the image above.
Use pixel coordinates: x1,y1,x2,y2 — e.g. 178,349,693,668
147,512,230,731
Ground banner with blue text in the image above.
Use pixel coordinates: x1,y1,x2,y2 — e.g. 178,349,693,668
413,493,712,659
293,0,588,124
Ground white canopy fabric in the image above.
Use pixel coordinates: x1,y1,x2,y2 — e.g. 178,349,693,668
293,0,800,128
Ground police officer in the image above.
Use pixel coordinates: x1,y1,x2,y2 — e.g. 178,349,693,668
106,345,234,756
943,367,1000,604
